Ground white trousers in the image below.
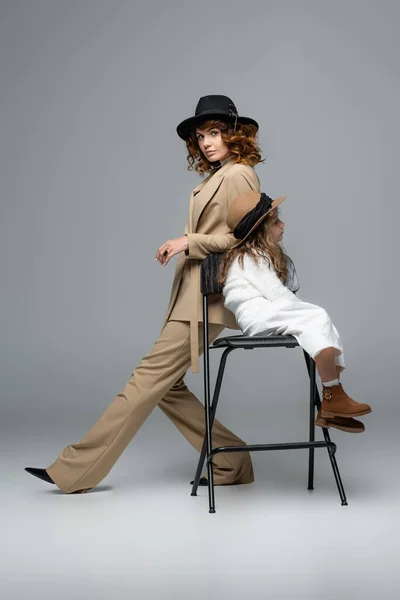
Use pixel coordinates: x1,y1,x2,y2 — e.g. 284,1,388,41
241,300,346,370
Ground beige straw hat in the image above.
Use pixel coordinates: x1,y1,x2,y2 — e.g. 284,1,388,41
227,190,287,249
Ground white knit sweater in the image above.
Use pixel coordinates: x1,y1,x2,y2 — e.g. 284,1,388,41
222,253,302,335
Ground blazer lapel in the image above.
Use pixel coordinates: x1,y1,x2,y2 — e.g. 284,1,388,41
191,157,236,232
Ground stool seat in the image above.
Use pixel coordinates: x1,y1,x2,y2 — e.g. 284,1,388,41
212,334,299,349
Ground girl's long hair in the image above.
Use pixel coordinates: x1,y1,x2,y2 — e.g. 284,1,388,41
185,119,264,175
217,208,288,286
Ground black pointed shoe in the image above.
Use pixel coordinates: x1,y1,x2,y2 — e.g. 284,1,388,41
25,467,55,484
25,467,92,494
189,477,243,486
190,477,208,486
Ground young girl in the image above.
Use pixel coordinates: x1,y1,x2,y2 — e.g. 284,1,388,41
219,190,372,434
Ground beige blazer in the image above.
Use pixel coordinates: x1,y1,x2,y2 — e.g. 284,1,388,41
162,157,261,373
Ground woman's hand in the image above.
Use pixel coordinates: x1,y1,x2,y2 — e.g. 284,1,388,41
155,235,189,266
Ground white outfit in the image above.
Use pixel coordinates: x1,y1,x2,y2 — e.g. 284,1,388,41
222,254,345,369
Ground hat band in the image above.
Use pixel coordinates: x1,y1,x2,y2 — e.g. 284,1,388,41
233,193,273,240
194,108,233,118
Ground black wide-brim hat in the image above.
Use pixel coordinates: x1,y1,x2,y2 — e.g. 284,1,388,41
176,95,259,140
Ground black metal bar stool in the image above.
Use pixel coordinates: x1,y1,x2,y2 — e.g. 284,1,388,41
190,253,348,513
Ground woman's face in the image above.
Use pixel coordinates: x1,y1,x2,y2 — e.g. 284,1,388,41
195,126,230,163
268,211,285,243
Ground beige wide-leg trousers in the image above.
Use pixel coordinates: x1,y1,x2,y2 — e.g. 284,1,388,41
46,320,254,493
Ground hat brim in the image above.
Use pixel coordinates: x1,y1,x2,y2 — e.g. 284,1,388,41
176,113,259,140
229,196,287,249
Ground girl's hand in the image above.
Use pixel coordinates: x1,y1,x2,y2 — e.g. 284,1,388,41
155,236,189,266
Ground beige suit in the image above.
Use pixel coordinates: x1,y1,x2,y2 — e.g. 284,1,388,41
165,158,261,372
46,158,260,493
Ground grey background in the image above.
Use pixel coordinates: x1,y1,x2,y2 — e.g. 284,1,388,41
1,1,399,599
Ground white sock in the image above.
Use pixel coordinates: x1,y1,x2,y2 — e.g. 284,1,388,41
322,378,340,387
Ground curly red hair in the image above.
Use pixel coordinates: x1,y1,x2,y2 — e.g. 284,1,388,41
184,118,265,175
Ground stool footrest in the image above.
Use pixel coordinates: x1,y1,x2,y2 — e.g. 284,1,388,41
207,441,336,462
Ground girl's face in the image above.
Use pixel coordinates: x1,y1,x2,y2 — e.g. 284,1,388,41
195,126,230,163
268,211,285,243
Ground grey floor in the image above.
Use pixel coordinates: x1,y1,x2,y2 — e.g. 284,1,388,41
3,410,399,600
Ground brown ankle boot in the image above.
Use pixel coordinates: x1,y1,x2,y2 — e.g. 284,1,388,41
320,384,371,418
315,408,365,433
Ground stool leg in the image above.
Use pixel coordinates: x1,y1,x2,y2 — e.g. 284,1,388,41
205,390,216,513
315,387,348,505
307,353,316,490
201,303,216,513
303,351,348,506
191,348,233,497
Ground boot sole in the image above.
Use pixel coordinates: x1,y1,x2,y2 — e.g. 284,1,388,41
315,419,365,433
321,407,371,418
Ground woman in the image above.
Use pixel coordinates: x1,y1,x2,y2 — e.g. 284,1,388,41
25,95,263,494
